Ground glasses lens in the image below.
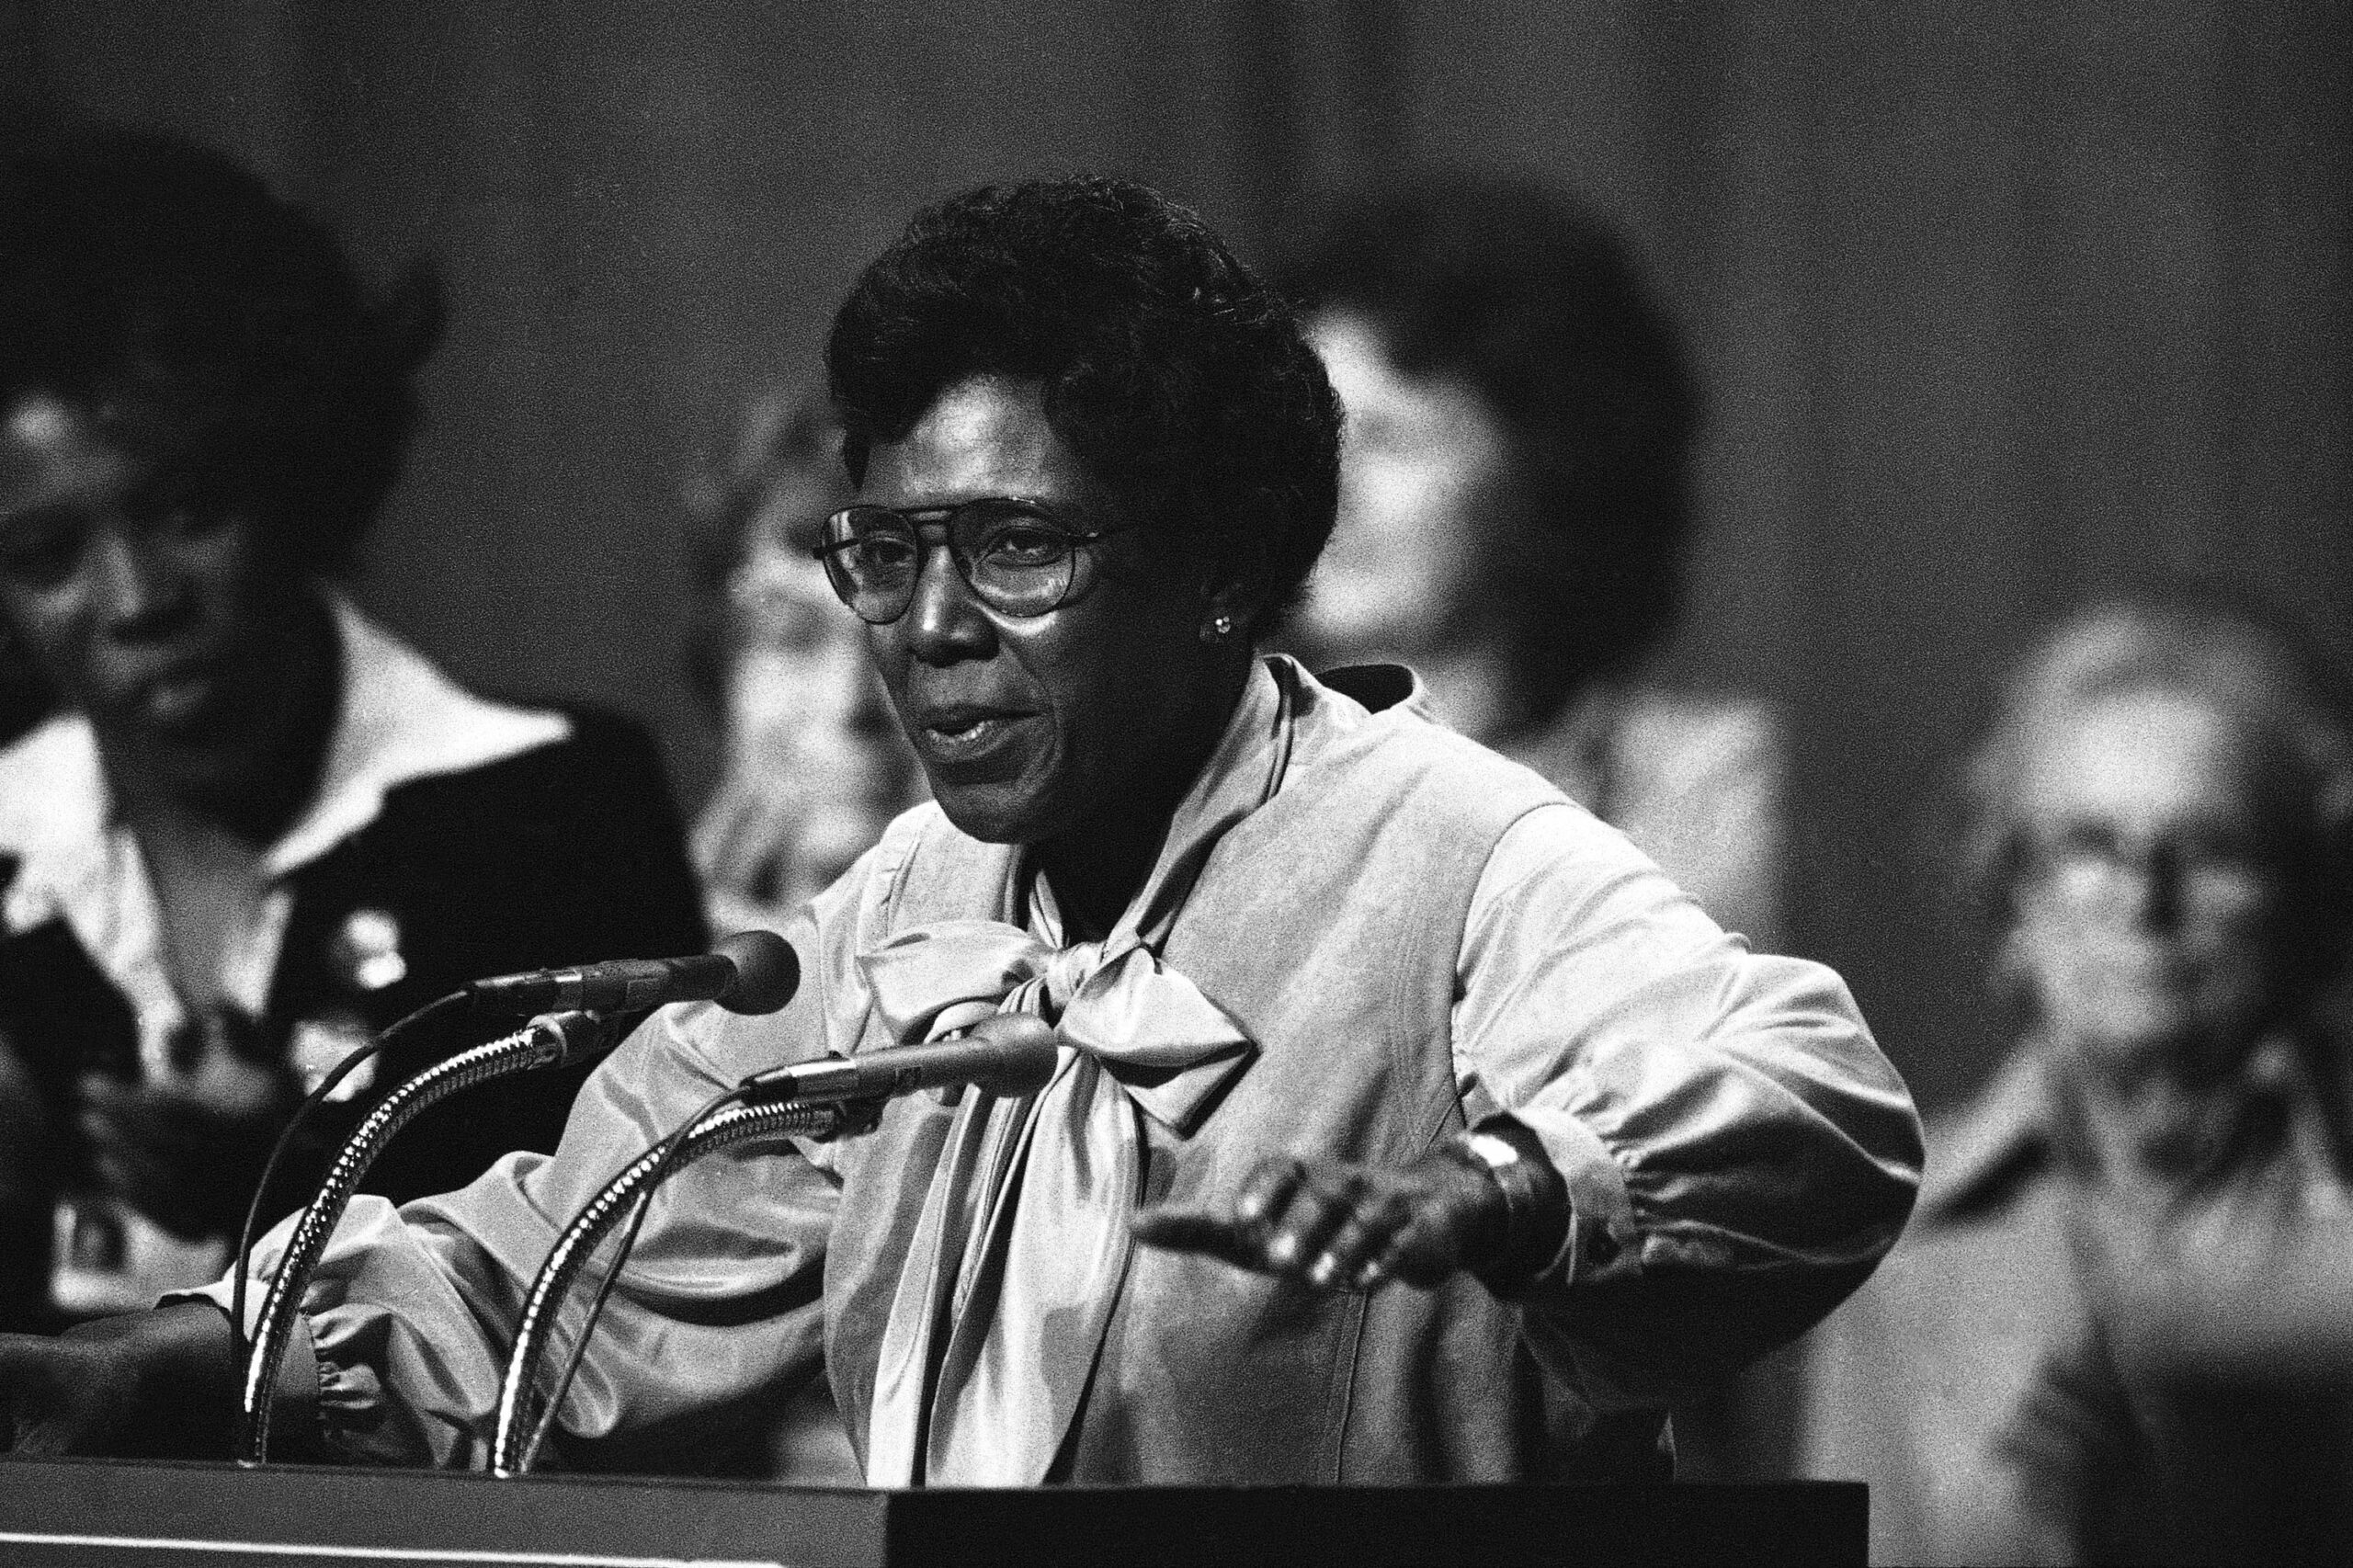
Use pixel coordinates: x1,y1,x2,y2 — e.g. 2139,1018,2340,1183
951,504,1076,617
822,508,919,623
2029,826,2275,919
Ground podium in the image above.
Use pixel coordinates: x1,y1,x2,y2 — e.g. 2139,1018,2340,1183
0,1458,1862,1566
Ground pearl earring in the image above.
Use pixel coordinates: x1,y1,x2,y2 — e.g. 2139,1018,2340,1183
1201,613,1235,643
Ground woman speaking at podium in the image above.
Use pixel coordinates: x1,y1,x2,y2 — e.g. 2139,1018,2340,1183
1,176,1917,1484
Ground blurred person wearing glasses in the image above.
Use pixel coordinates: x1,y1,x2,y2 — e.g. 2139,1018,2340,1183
1802,591,2353,1564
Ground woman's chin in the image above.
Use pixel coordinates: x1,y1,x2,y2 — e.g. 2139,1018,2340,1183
926,775,1057,846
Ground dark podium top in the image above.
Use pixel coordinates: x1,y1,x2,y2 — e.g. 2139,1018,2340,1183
0,1458,1861,1567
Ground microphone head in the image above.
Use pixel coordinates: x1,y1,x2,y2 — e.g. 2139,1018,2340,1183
959,1013,1061,1096
713,929,800,1015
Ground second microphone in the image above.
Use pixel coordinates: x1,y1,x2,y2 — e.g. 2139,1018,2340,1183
468,930,801,1017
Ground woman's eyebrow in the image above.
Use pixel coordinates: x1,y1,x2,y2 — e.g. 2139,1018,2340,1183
885,492,1085,517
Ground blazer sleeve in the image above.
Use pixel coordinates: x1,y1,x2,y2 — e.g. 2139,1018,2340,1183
1451,801,1922,1409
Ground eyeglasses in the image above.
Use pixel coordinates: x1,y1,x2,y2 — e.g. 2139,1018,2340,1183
813,499,1131,625
2019,825,2277,919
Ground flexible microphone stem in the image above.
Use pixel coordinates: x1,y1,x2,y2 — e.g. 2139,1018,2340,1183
490,1096,857,1477
228,988,468,1387
235,1012,604,1467
489,1015,1054,1476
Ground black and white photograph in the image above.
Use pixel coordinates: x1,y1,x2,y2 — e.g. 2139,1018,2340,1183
0,6,2346,1565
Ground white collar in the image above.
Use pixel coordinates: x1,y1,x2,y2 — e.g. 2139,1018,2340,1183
0,593,571,936
266,596,571,876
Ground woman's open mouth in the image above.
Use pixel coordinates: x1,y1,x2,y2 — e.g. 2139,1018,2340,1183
916,706,1034,767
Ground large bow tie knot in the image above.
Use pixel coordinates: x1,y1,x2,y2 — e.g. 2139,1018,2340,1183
977,937,1104,1034
1039,939,1105,1013
858,915,1258,1488
859,920,1252,1125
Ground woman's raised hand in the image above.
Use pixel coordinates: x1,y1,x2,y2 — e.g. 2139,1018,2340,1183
1130,1151,1508,1292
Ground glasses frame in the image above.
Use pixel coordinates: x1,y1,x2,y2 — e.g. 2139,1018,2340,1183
812,498,1133,625
2014,823,2280,922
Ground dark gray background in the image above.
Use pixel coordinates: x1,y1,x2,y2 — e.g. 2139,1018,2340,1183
9,0,2347,1116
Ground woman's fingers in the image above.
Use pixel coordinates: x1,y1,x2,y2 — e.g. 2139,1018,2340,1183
1229,1154,1308,1231
1131,1156,1316,1272
1242,1161,1355,1272
1126,1206,1261,1271
1134,1155,1456,1294
1302,1188,1411,1290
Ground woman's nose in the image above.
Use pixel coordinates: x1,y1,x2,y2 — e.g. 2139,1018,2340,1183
90,527,191,636
900,539,994,665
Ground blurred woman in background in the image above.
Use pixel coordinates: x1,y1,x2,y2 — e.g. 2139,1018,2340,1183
675,385,916,1478
1277,174,1783,949
683,388,923,937
0,126,706,1328
1802,591,2353,1564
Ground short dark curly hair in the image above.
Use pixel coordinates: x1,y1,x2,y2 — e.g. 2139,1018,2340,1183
1279,174,1699,700
0,124,441,573
827,176,1340,634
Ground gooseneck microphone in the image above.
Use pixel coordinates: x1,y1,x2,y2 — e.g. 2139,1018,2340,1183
489,1013,1061,1476
235,934,803,1467
469,929,799,1017
739,1022,1063,1104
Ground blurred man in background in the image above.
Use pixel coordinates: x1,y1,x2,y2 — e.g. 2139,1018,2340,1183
1802,590,2353,1563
